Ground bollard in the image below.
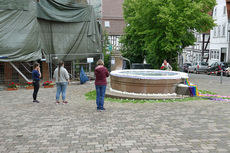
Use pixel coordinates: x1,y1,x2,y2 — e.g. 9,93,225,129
89,63,91,77
220,70,223,84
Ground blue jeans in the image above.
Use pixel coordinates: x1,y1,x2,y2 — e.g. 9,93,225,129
95,85,106,109
56,82,68,101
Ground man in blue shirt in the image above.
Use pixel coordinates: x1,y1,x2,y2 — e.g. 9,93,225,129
32,62,41,103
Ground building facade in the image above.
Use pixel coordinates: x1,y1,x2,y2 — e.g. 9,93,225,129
182,0,229,65
182,32,210,65
209,0,229,65
101,0,125,50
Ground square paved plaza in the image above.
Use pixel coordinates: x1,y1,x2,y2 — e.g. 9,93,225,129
0,74,230,153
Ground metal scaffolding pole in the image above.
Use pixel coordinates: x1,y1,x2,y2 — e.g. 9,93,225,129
9,62,30,82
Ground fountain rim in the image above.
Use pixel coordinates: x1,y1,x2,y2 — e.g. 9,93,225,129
110,69,188,80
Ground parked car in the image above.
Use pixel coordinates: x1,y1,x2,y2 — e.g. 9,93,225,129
207,62,228,75
181,63,191,72
223,62,230,77
131,63,152,69
188,62,208,73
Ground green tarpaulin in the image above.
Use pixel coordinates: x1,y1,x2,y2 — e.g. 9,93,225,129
37,0,91,22
38,0,101,61
0,1,42,62
0,0,29,10
0,0,101,62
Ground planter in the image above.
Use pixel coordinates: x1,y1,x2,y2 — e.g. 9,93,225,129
44,85,54,88
7,88,18,91
25,86,34,89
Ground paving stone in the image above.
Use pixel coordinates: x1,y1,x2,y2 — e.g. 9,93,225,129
166,148,179,152
152,149,165,152
0,76,230,152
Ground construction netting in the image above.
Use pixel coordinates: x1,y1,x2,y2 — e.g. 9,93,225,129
0,0,102,62
0,1,42,62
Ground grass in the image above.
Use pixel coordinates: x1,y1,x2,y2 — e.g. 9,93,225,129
198,90,217,95
85,90,210,104
198,90,230,99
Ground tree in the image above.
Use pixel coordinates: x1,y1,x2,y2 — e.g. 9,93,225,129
120,26,146,64
102,30,111,70
121,0,216,69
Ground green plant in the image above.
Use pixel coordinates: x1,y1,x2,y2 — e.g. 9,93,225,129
102,30,111,70
85,90,209,104
8,82,19,88
42,81,55,86
25,82,33,87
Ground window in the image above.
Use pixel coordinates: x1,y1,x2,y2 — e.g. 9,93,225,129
201,62,208,66
221,48,227,54
214,7,217,16
108,35,121,49
214,27,216,37
210,50,220,59
222,25,226,36
218,26,221,37
224,6,226,15
197,34,200,41
104,21,110,28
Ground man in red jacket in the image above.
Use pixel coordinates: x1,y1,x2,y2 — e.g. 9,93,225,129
94,59,109,111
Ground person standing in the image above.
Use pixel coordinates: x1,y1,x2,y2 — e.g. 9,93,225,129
53,61,70,104
32,62,41,103
160,59,172,71
94,59,109,111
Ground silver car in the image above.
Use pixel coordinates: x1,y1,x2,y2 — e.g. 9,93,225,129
188,62,208,74
224,63,230,77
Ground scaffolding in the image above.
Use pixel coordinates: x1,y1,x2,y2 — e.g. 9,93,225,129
48,53,103,80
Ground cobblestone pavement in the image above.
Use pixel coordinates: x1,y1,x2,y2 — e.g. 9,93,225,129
188,73,230,96
0,75,230,153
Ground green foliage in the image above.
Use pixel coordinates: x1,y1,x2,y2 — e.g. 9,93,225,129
120,27,146,64
8,82,19,88
102,30,111,70
121,0,216,69
85,90,212,103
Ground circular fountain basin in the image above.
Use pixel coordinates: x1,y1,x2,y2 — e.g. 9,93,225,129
110,70,188,94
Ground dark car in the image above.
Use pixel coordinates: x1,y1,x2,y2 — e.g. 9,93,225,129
181,63,192,72
207,62,228,75
131,63,152,69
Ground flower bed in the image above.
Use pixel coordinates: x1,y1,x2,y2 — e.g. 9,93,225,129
25,86,34,89
7,88,18,91
42,81,55,88
25,82,34,89
44,85,54,88
7,82,19,91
